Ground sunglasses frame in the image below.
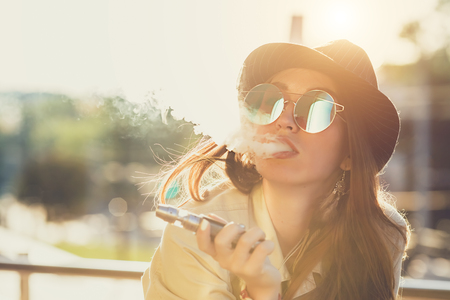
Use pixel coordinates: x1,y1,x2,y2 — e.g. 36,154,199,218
242,83,345,133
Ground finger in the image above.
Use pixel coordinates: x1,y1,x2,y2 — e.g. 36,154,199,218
230,227,266,271
206,213,228,225
196,219,216,256
234,227,266,253
244,240,275,274
214,222,245,257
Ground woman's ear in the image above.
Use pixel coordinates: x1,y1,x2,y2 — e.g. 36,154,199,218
340,155,351,171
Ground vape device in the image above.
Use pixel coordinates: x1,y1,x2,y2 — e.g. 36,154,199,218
156,204,248,248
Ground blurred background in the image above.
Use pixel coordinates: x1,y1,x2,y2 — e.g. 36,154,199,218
0,0,449,299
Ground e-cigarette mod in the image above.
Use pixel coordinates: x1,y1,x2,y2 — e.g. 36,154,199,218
156,204,247,248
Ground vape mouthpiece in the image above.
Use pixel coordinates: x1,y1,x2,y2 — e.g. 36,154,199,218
155,204,181,223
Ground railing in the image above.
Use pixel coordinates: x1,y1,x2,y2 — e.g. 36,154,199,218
400,279,450,299
0,259,147,300
1,261,450,300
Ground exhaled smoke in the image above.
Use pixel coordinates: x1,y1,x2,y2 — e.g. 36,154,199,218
220,99,295,158
88,89,168,130
225,122,294,159
148,87,293,159
225,100,294,158
113,84,291,159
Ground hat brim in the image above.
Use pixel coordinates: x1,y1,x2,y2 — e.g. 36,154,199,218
238,43,400,172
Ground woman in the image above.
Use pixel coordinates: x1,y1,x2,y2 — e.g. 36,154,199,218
142,39,409,300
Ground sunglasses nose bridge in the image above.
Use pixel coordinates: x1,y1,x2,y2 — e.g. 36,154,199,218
275,99,299,131
282,100,298,120
282,100,296,111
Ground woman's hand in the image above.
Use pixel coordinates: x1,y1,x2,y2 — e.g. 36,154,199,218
196,216,281,300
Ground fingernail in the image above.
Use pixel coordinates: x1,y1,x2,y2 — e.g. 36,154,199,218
200,219,208,231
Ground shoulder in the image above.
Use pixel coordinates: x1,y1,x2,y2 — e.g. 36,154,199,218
380,202,408,256
380,202,409,296
382,202,407,229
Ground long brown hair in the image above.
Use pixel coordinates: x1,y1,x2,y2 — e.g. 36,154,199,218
157,71,409,300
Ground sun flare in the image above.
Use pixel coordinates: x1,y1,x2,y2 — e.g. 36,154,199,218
333,8,351,26
328,5,357,33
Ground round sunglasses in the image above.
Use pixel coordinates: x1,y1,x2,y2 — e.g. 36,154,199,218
242,83,345,133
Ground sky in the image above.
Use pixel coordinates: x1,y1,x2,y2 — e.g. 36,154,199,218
0,0,439,142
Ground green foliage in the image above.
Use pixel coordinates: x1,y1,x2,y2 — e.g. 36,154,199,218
399,21,421,45
0,92,200,218
398,0,450,63
381,50,450,85
384,0,450,86
17,153,88,217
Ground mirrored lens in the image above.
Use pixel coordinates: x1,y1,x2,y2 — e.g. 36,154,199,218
294,91,336,133
243,84,284,125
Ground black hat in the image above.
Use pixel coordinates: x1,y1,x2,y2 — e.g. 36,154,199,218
238,39,400,172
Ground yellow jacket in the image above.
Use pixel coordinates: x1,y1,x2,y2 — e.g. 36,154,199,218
142,183,406,299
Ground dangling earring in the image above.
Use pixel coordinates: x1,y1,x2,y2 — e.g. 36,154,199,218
332,171,347,199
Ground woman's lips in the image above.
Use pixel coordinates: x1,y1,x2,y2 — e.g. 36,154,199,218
252,135,299,158
271,151,298,159
276,137,299,153
264,137,299,159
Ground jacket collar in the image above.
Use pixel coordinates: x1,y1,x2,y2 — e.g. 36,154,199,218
249,183,321,297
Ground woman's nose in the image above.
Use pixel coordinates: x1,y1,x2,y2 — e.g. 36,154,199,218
275,101,299,132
